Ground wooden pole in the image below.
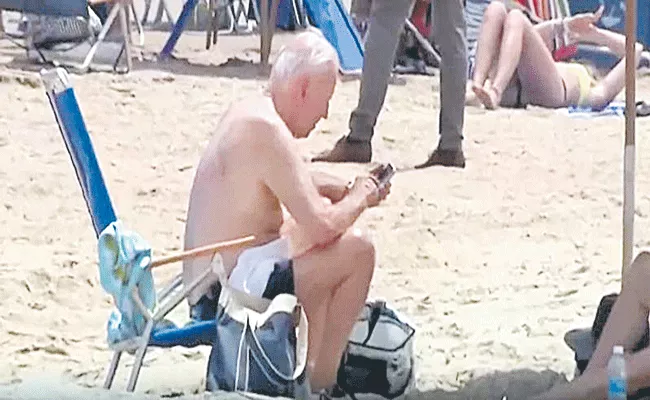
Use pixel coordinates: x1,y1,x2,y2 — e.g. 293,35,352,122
150,235,255,268
622,0,636,278
260,0,269,66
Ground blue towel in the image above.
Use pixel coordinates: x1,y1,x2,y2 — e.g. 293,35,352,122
98,221,156,346
565,101,625,118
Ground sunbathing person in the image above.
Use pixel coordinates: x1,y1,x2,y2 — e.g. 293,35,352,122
469,1,643,110
181,30,390,393
529,252,650,400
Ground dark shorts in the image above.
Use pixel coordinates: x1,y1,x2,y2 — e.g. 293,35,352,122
261,258,295,300
190,259,295,321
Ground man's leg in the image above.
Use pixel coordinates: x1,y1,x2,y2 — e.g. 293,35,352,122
415,0,467,169
530,252,650,400
292,230,375,391
312,0,414,163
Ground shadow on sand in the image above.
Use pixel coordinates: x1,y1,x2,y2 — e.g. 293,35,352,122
0,368,570,400
411,368,568,400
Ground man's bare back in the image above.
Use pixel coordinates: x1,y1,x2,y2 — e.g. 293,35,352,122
183,96,297,303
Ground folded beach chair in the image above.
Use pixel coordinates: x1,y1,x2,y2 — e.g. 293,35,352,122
40,66,254,392
0,0,137,73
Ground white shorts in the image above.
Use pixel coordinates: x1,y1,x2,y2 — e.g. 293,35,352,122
228,237,291,298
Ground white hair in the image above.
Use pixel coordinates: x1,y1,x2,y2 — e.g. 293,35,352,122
269,28,340,88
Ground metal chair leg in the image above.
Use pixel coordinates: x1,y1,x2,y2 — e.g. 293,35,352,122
81,3,122,71
125,322,154,392
118,4,133,72
206,0,215,49
131,2,145,47
142,0,153,25
103,351,122,389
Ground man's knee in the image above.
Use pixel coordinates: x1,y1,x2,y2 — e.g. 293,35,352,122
343,230,376,278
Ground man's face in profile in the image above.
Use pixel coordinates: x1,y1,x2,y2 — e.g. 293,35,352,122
294,66,337,138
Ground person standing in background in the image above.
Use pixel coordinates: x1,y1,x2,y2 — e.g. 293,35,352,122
313,0,468,169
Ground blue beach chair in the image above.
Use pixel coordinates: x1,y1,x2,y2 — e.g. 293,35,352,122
40,67,253,392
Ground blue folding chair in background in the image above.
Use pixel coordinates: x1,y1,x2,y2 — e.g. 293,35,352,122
40,67,254,392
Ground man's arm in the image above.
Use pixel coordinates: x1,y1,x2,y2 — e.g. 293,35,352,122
247,118,377,249
311,170,349,203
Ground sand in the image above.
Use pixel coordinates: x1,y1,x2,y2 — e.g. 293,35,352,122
2,3,650,399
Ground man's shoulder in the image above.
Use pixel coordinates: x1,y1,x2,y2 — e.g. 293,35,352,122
232,106,291,146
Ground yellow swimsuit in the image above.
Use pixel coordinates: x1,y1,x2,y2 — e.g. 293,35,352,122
557,63,596,107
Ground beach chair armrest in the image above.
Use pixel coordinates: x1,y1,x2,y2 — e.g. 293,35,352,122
153,267,213,322
157,274,183,300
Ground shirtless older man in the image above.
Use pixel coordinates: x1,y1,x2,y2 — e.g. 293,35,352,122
182,30,390,392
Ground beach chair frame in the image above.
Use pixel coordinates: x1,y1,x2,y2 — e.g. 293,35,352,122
0,0,141,73
40,66,250,392
103,268,215,392
82,0,137,73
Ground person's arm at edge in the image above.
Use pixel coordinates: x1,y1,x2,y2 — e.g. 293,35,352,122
581,27,642,61
529,347,650,400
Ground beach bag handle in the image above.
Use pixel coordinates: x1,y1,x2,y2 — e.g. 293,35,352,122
210,253,309,381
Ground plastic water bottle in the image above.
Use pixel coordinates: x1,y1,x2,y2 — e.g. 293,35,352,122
607,345,627,400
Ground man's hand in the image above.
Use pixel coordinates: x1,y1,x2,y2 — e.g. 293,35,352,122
350,176,390,208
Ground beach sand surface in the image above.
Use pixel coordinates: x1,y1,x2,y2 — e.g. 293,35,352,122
2,3,650,399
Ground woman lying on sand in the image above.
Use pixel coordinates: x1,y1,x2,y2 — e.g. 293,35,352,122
467,1,643,110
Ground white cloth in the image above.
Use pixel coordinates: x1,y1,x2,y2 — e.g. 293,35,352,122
228,237,290,297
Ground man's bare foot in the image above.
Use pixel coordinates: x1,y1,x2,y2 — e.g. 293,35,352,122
473,84,501,110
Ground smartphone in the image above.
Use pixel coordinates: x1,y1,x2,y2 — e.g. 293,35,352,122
375,163,396,187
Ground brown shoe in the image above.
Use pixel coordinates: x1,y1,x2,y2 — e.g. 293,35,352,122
312,136,372,163
414,148,466,169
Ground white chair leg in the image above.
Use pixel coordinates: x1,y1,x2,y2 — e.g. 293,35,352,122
118,4,134,72
130,2,145,47
103,351,122,389
219,4,235,34
81,3,122,71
